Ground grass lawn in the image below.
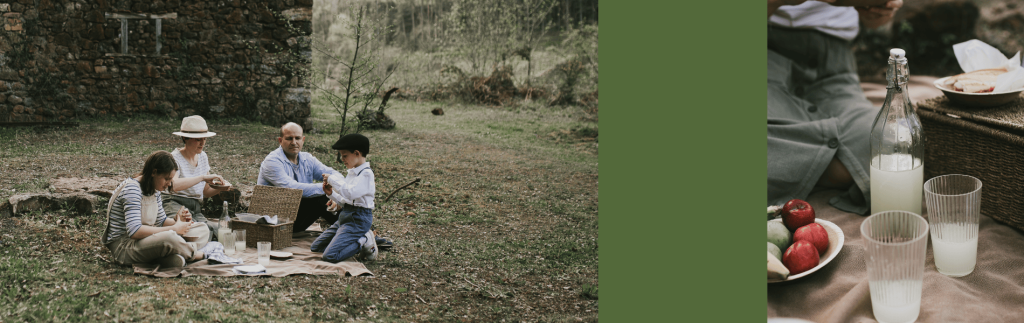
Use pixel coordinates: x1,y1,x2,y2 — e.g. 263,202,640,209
0,98,598,322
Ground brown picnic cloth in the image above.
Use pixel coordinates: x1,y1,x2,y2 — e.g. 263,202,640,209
133,231,373,278
767,189,1024,322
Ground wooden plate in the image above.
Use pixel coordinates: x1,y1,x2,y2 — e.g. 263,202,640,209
768,218,845,283
269,251,293,259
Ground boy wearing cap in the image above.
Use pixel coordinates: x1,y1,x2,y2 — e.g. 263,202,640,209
311,133,378,262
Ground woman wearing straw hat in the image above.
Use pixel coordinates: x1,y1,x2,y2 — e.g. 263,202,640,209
163,115,234,235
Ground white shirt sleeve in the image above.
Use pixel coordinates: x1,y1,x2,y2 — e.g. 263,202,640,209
326,174,352,205
335,169,374,205
769,2,859,41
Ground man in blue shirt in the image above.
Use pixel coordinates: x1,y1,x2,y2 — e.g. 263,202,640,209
257,122,343,232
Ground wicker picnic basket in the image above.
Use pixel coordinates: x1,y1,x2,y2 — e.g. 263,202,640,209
230,185,302,250
917,95,1024,231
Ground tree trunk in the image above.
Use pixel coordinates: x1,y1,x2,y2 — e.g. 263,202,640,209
592,0,597,24
341,7,365,136
564,0,571,31
578,0,582,26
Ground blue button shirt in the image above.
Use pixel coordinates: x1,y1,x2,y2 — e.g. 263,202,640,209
256,147,342,198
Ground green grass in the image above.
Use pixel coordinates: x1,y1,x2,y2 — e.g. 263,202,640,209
0,97,598,322
370,46,583,94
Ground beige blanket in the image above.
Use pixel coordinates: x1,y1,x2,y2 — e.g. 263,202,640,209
133,231,373,278
768,190,1024,322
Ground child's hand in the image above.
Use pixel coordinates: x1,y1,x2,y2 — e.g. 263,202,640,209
172,220,190,235
325,200,340,212
321,174,334,195
323,181,333,196
175,207,193,223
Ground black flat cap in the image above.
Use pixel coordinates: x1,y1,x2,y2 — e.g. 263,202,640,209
332,133,370,155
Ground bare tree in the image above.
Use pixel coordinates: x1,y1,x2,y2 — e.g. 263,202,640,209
307,4,396,136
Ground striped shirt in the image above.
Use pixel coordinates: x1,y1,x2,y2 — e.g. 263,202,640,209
256,147,342,198
168,148,210,200
103,178,168,244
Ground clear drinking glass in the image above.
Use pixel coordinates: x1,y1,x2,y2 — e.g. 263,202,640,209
234,230,247,254
862,210,929,323
257,241,271,266
924,174,982,277
222,231,236,255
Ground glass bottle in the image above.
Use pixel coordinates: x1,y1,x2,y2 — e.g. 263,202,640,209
219,201,234,254
869,48,925,214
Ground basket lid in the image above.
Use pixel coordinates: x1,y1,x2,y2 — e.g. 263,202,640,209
247,185,303,223
918,95,1024,133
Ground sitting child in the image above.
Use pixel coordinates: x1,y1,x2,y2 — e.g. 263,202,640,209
311,133,378,263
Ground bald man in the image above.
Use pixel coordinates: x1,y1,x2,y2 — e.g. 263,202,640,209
257,122,343,232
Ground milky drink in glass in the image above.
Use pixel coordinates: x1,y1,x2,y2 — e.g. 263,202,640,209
234,229,246,253
220,228,235,255
870,154,923,214
924,174,982,277
870,280,923,323
931,223,978,276
869,48,924,215
862,209,928,323
257,241,271,266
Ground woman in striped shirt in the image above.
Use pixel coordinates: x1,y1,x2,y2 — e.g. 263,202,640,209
101,151,214,267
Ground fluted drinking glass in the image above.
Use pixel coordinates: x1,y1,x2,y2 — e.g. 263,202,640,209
924,174,981,277
862,210,929,323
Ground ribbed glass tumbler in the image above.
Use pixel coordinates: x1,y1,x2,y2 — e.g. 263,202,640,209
924,174,982,277
862,211,929,323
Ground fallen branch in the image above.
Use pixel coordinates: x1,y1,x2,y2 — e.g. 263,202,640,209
384,178,421,203
378,87,399,111
462,276,482,290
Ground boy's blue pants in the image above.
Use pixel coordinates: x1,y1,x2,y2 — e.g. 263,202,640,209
310,205,373,263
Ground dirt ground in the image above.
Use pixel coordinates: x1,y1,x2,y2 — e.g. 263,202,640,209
0,99,599,322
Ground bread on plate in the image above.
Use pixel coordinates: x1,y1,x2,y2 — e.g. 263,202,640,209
942,68,1008,93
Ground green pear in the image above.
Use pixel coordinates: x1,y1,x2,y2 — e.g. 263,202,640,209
767,241,782,261
767,221,791,252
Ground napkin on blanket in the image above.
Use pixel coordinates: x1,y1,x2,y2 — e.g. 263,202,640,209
198,242,243,265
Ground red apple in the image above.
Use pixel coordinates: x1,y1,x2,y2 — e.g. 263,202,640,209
793,223,829,255
782,199,815,231
783,240,820,275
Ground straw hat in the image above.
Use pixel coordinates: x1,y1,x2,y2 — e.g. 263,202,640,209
172,115,217,138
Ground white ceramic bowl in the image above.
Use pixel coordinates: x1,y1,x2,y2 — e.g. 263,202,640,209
933,76,1024,108
768,218,845,283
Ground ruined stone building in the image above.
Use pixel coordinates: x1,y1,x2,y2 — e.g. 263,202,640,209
0,0,313,126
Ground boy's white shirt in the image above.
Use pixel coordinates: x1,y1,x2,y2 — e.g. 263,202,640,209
326,162,375,210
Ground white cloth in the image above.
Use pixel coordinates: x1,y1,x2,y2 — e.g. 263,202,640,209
140,195,159,226
325,162,376,209
769,1,859,41
169,148,210,200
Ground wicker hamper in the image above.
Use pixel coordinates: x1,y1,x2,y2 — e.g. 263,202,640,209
230,185,302,250
918,96,1024,231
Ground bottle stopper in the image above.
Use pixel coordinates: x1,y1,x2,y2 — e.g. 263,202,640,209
890,48,906,59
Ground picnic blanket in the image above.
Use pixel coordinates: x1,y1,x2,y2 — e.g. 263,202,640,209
133,231,374,278
767,189,1024,322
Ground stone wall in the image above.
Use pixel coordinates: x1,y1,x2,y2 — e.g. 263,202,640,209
0,0,313,127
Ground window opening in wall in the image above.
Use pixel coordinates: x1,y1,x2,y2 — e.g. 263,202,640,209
104,13,177,56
